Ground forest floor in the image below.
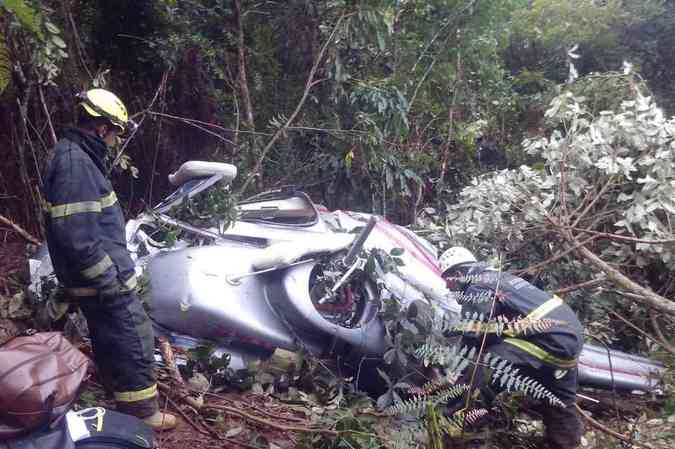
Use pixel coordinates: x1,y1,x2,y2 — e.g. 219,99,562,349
2,238,674,449
72,378,674,449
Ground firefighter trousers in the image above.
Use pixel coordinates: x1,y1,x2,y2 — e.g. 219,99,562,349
79,292,159,418
456,341,583,449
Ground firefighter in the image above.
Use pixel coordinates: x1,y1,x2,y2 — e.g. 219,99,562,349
42,88,176,430
439,247,584,449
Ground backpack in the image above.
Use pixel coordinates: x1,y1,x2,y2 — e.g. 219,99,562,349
0,332,90,440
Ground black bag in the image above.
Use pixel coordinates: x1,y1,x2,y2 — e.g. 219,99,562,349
75,408,154,449
1,409,153,449
2,419,74,449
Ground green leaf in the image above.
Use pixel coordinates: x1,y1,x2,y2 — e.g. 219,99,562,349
390,247,404,257
51,35,67,49
2,0,44,40
44,21,60,34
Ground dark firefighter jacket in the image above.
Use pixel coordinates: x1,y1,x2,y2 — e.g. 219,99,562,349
456,263,584,369
43,128,136,293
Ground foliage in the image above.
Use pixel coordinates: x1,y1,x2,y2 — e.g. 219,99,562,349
412,343,563,407
441,72,675,353
365,250,564,443
2,0,43,38
447,73,675,268
447,313,561,337
171,184,239,230
179,342,257,392
295,411,384,449
508,0,664,82
384,383,469,416
1,0,69,87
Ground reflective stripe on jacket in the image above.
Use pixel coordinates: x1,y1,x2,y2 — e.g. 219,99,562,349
42,128,135,290
458,263,584,368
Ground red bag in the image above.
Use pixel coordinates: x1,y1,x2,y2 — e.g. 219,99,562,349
0,332,90,440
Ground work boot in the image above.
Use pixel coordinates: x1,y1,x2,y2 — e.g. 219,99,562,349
143,411,177,431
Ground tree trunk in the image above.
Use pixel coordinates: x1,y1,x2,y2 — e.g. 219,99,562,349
233,0,261,188
439,45,462,188
234,0,254,132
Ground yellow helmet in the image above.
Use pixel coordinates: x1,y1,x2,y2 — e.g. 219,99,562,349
77,88,129,134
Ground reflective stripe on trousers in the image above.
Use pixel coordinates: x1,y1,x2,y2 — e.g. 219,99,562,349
504,295,577,369
114,384,158,402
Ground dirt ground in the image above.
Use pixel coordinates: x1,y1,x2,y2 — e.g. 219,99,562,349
75,380,310,449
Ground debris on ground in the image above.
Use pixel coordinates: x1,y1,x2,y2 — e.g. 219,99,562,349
2,240,674,449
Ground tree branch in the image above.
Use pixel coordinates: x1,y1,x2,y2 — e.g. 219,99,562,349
570,176,615,229
238,12,351,195
0,214,40,245
575,405,654,449
109,72,168,172
605,309,675,356
38,85,57,146
203,404,377,438
650,310,675,354
512,234,598,276
551,278,605,295
233,0,255,132
563,226,675,245
563,231,675,315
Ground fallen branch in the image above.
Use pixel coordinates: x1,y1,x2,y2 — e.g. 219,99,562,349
162,394,210,436
575,404,653,449
232,399,308,424
203,404,378,439
161,394,259,449
0,214,40,245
